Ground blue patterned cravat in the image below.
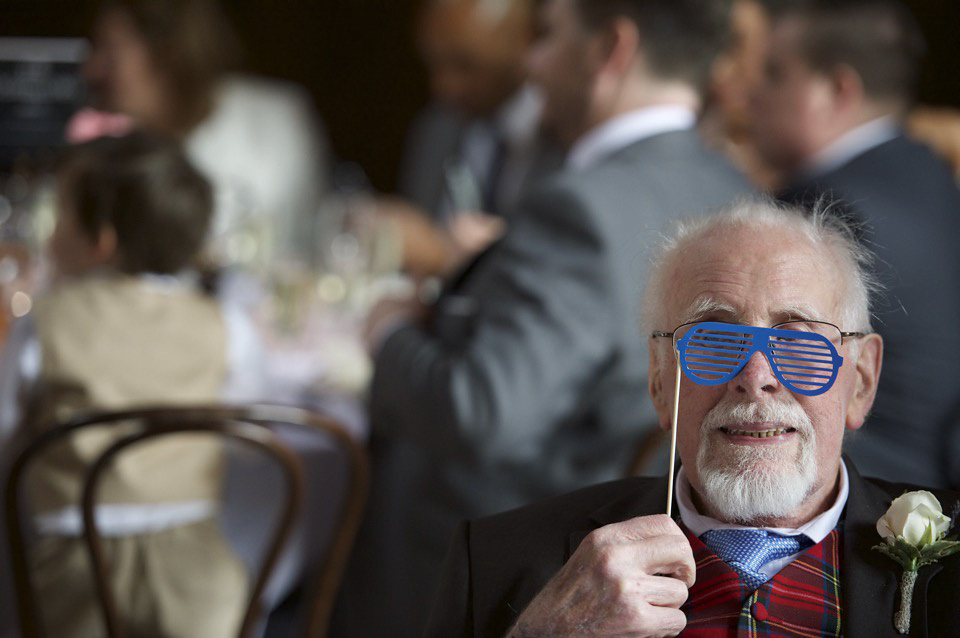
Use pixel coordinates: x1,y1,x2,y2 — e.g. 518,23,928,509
699,529,814,590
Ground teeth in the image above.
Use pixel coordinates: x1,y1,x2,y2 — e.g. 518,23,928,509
724,428,788,438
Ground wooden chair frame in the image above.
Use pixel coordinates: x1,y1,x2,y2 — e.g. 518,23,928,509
5,404,369,638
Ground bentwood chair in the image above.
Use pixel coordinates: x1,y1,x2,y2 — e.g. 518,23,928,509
4,404,369,638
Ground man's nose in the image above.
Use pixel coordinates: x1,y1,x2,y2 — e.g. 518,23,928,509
728,349,780,397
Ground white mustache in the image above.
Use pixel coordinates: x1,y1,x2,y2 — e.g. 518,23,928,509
700,399,813,435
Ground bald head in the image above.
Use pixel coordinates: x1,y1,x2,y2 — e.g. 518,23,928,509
418,0,536,117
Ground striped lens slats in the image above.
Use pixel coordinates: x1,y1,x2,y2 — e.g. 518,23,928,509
768,334,836,394
680,326,752,384
674,322,844,396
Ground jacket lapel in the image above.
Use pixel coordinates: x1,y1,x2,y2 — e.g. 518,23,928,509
841,460,940,637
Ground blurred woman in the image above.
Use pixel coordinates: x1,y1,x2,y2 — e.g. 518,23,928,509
77,0,333,264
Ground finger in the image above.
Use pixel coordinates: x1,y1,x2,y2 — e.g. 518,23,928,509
616,534,696,588
580,534,694,593
633,605,687,638
639,573,690,608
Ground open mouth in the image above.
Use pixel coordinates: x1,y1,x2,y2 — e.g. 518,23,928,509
719,426,797,439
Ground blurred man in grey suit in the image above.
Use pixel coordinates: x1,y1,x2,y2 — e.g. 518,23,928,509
332,1,748,635
751,0,960,488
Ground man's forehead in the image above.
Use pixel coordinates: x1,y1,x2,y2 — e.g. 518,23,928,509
662,225,844,326
679,296,830,325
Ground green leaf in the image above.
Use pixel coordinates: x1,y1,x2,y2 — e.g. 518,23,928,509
872,543,904,567
921,541,960,561
919,521,936,548
895,538,923,560
872,542,917,570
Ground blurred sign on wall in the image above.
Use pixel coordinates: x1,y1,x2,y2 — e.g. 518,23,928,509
0,37,87,171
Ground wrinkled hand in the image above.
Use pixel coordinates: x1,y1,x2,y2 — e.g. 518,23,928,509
510,515,695,638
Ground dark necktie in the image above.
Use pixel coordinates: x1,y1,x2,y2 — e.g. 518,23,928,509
481,135,507,214
699,528,814,590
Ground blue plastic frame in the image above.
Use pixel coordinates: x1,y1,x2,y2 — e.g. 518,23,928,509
675,321,844,396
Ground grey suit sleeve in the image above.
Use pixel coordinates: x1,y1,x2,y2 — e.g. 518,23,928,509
370,182,618,462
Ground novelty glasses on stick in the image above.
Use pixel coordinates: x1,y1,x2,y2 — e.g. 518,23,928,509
651,321,867,515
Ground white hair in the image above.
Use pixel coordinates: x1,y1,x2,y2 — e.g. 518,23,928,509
642,197,881,336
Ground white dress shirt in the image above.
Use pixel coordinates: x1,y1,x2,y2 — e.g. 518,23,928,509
676,460,850,579
566,105,697,171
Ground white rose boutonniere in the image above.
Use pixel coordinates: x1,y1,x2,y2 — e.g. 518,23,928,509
873,490,960,634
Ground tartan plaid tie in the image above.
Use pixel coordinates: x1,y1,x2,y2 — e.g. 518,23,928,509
699,529,814,590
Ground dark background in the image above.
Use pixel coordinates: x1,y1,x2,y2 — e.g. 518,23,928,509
2,0,958,192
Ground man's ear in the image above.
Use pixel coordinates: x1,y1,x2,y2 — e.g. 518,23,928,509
825,63,865,117
845,332,883,431
596,16,641,76
648,339,673,431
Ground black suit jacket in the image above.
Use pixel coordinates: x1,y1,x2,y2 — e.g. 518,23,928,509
426,461,960,637
779,135,960,489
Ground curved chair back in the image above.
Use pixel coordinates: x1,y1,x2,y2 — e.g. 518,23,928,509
5,404,368,638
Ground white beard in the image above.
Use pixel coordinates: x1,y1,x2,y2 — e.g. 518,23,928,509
695,399,818,524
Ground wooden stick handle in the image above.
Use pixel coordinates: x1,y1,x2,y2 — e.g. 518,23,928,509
665,360,681,517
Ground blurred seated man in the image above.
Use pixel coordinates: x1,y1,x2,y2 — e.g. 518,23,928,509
401,0,562,220
427,199,960,637
703,0,960,193
382,0,564,279
0,132,263,638
749,0,960,488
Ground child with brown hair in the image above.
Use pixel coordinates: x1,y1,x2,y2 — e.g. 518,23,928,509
0,131,263,637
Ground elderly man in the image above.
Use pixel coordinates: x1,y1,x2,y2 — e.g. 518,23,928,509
337,0,748,635
426,200,960,637
750,0,960,488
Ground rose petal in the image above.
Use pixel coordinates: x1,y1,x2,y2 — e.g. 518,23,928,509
877,516,896,542
901,509,929,545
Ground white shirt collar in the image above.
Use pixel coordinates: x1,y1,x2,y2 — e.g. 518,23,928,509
805,115,899,177
566,105,696,171
675,459,849,545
